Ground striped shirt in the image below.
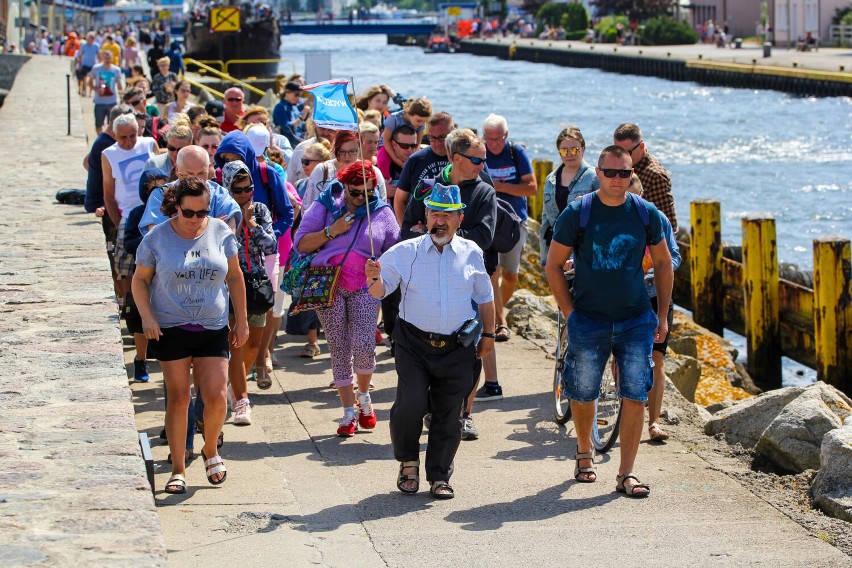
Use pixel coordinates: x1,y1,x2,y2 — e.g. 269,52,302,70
634,152,677,232
378,234,493,335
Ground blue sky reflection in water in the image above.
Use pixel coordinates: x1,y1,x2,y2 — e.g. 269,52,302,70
281,35,851,272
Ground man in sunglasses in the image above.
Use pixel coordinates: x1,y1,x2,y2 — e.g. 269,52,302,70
377,125,419,208
123,87,157,139
545,145,673,499
220,87,246,133
613,123,677,233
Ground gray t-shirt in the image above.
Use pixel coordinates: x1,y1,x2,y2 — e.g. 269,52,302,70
136,218,238,330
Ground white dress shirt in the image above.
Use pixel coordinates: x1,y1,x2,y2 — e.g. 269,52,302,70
378,234,493,335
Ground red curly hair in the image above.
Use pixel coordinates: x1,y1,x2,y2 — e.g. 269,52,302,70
337,160,376,187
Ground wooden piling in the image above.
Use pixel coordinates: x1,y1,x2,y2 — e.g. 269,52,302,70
529,159,553,222
689,200,723,334
742,215,781,388
813,236,852,394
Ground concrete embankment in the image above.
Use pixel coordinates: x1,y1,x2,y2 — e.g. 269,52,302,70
459,38,852,97
0,56,166,565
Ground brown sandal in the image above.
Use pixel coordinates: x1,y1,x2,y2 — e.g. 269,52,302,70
616,473,650,498
429,481,454,500
574,450,596,483
397,461,419,494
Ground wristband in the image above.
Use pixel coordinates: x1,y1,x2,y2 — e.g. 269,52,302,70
324,226,334,240
480,332,496,339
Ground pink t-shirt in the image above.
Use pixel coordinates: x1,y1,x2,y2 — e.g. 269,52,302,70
278,181,302,266
376,147,393,180
329,251,370,292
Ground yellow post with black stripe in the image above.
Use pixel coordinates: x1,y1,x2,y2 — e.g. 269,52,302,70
742,215,781,388
529,159,552,223
689,200,723,334
813,236,852,395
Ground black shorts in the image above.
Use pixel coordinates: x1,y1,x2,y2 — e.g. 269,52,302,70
76,65,92,81
484,250,498,276
151,325,229,362
650,296,674,354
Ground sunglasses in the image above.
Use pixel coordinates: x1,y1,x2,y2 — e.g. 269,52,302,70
600,168,633,179
230,184,253,195
178,206,210,219
301,158,319,166
128,98,144,106
558,147,582,157
167,145,183,152
226,97,243,102
394,140,418,150
459,153,486,166
200,143,219,150
629,140,643,153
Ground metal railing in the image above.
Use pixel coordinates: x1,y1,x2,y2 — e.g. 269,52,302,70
184,77,225,100
184,57,266,97
223,59,296,76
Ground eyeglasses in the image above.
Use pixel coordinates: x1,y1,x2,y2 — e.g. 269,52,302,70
337,148,359,157
600,168,633,179
230,184,253,195
179,89,191,94
167,145,183,152
200,143,219,151
178,206,210,218
128,98,144,106
429,134,448,142
301,158,320,166
393,141,418,150
226,97,243,102
484,136,506,143
459,153,486,166
629,140,643,153
558,146,582,157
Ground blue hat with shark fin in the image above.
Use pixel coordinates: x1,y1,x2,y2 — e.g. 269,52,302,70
425,183,465,211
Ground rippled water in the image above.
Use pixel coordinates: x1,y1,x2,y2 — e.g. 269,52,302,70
281,34,852,271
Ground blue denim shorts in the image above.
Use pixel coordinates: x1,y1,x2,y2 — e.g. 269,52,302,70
562,308,657,403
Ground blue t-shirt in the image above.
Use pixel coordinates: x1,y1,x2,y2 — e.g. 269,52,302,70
79,43,100,67
397,147,448,193
485,142,533,222
552,193,664,322
89,63,122,105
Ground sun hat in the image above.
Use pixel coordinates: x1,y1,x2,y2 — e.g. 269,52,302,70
425,183,465,211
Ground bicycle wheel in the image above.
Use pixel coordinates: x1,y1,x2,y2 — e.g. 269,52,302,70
592,355,622,453
553,313,572,425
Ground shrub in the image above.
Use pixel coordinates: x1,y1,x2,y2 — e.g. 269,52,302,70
641,16,699,45
561,3,590,32
594,15,629,43
536,3,571,28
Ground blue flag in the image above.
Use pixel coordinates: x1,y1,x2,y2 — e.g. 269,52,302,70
301,79,358,132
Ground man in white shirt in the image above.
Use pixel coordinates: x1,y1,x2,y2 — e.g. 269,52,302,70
366,183,496,500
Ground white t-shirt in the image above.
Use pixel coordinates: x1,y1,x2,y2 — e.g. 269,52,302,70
102,137,158,216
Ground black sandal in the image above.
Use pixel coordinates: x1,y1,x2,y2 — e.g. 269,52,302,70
397,461,420,494
574,450,596,483
616,473,650,498
495,325,511,342
430,481,455,500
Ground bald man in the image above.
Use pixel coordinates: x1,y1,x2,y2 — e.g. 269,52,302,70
139,145,242,234
220,87,246,133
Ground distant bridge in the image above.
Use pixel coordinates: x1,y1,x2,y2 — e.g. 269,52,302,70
280,21,436,36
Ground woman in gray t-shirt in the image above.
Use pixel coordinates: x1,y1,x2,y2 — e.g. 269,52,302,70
132,176,249,495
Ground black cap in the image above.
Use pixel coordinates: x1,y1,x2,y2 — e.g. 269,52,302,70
205,100,224,118
284,81,302,93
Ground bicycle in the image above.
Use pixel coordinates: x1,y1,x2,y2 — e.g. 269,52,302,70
552,290,623,453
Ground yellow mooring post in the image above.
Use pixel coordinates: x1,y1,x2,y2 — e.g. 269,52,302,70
813,236,852,395
742,215,781,388
689,200,723,334
529,159,553,223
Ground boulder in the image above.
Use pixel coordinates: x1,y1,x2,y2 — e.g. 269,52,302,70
811,419,852,523
668,336,698,359
665,353,701,402
705,400,736,414
694,404,713,424
506,290,558,341
704,386,806,448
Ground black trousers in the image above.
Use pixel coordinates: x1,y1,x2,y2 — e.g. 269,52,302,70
389,321,478,483
380,288,401,341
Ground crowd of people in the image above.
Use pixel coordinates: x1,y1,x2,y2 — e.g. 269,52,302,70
80,29,678,499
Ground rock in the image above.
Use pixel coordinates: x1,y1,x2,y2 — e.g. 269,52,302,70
811,419,852,522
753,382,852,473
505,290,558,341
661,408,680,425
704,386,806,448
730,363,762,395
668,336,698,358
665,353,701,402
694,404,713,423
705,400,736,414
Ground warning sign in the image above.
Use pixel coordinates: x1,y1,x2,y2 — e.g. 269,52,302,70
210,7,240,33
158,10,171,20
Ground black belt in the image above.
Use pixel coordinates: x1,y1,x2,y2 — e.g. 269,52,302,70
400,319,457,349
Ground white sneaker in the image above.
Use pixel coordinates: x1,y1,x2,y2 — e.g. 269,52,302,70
233,398,252,426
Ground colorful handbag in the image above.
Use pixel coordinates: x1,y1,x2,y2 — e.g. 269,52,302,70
280,249,316,297
290,219,362,315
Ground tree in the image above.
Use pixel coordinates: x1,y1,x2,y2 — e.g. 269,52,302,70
592,0,674,21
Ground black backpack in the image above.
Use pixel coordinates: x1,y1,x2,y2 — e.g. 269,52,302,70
488,196,522,254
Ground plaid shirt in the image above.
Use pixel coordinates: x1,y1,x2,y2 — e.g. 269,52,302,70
634,152,677,232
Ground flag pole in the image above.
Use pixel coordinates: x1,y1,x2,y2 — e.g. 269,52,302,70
350,75,376,260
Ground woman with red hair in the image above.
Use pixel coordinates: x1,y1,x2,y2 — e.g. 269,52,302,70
293,161,400,436
300,129,387,213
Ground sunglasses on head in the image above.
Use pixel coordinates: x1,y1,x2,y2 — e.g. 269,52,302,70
178,206,210,219
230,184,253,195
459,153,486,166
558,147,582,157
226,97,243,102
394,140,418,150
600,168,633,179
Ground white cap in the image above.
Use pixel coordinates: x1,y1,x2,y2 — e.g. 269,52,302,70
246,125,270,156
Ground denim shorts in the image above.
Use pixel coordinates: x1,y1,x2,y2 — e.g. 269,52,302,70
562,308,657,403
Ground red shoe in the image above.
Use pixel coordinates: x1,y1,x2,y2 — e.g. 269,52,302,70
375,327,385,346
337,414,358,437
358,401,377,429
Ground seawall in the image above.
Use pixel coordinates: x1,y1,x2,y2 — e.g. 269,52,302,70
0,56,167,565
459,38,852,98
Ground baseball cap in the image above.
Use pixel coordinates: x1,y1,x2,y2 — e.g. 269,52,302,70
246,125,270,156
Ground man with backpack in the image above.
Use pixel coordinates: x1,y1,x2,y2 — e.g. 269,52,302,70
482,114,537,347
545,146,672,498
